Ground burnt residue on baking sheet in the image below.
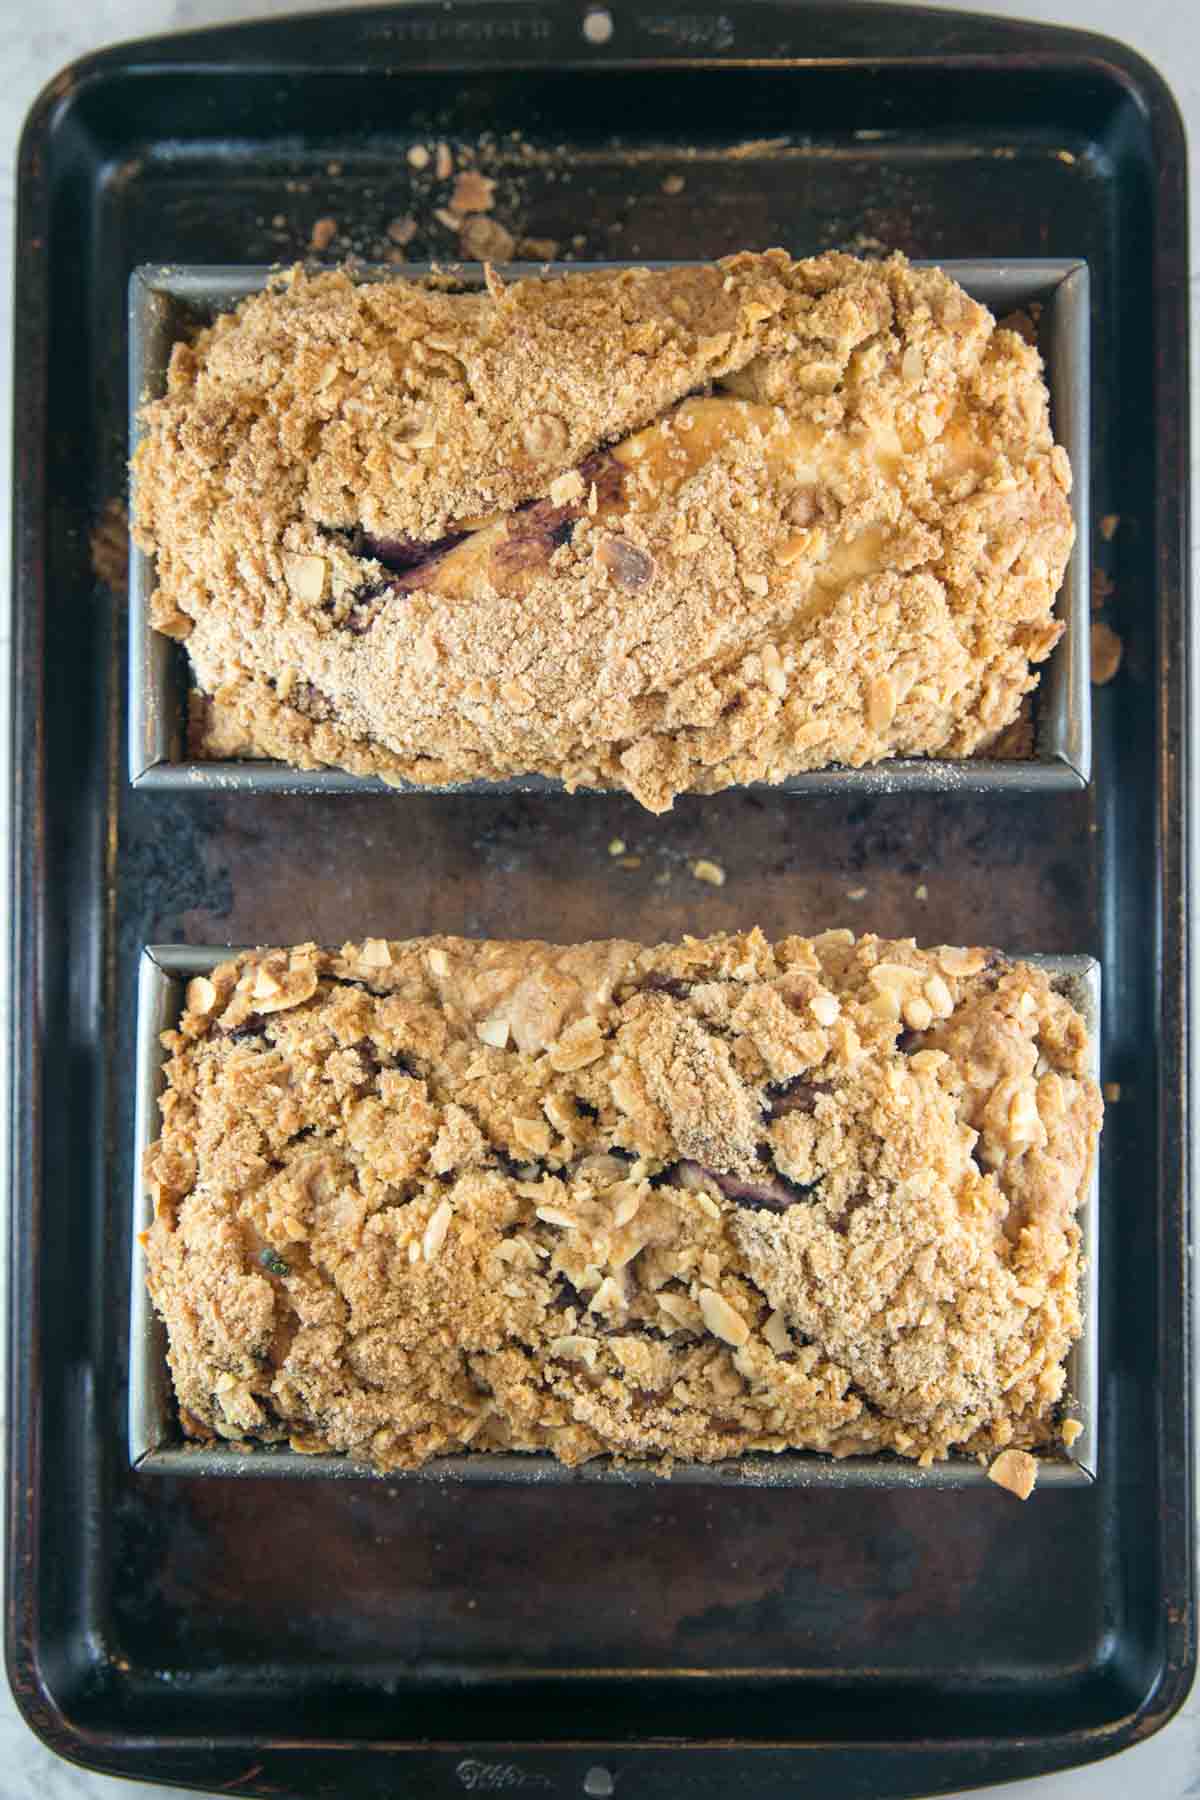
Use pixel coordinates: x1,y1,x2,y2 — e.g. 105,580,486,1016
10,4,1191,1795
125,786,1099,954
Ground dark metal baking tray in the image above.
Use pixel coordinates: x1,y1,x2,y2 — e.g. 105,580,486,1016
8,2,1192,1796
127,258,1091,795
129,943,1100,1488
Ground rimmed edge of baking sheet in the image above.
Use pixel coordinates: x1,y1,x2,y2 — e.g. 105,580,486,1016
126,257,1091,796
128,941,1100,1488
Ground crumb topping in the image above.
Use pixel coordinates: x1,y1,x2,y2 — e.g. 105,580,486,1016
143,930,1101,1473
132,251,1073,810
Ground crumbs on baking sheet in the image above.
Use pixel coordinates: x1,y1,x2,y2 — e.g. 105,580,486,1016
1090,621,1122,686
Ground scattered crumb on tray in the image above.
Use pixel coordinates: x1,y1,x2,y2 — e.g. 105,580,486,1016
309,217,337,252
450,171,496,214
1099,513,1120,541
1091,569,1115,609
691,859,726,887
988,1447,1039,1500
1090,621,1122,686
457,216,516,260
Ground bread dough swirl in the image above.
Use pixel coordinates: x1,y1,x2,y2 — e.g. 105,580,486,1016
134,252,1074,810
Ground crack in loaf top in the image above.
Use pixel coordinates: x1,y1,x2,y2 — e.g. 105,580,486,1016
133,252,1075,810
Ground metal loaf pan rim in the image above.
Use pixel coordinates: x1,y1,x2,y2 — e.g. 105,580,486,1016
129,942,1101,1488
126,257,1092,796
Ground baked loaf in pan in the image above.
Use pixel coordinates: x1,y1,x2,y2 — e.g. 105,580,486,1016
133,253,1074,810
143,931,1101,1472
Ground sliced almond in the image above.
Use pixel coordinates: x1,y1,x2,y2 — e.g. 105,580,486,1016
549,1334,599,1368
763,1308,793,1355
282,552,328,603
698,1287,750,1347
809,991,840,1027
358,938,392,969
865,673,897,733
422,1200,453,1262
548,1017,605,1072
186,976,216,1016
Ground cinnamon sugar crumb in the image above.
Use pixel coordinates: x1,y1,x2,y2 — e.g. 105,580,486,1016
309,217,337,252
1099,513,1120,541
691,859,726,887
435,142,453,181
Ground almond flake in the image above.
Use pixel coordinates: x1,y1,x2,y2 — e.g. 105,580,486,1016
422,1200,453,1262
282,552,328,603
763,1309,792,1355
549,1334,598,1367
810,992,840,1026
512,1116,552,1157
937,945,988,977
186,976,216,1016
698,1287,749,1347
548,1018,605,1072
549,470,585,506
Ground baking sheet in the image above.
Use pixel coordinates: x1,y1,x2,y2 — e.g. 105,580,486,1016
9,2,1191,1793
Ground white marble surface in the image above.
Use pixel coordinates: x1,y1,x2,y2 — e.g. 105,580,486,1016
0,0,1196,1794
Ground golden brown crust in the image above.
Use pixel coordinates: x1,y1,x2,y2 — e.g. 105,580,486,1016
143,931,1101,1473
133,252,1073,811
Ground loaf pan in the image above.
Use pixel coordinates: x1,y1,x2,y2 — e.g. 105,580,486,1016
127,258,1092,795
129,942,1101,1487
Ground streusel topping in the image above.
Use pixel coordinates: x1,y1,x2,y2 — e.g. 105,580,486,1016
133,253,1074,809
143,931,1100,1472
